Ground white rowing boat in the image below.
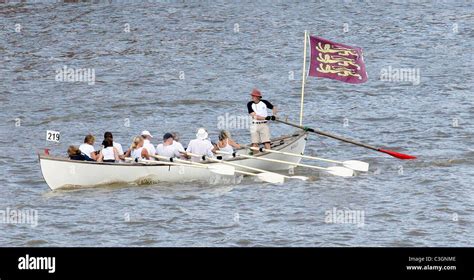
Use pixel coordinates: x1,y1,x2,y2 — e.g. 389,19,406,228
39,131,308,190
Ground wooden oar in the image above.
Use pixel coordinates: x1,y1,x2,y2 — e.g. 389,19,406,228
275,119,417,160
150,154,235,176
126,156,235,176
185,152,308,183
125,157,172,164
216,151,354,177
152,154,287,183
245,146,369,172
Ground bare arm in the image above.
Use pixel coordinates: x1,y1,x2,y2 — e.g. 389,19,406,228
142,149,150,160
228,138,241,149
113,147,120,161
96,151,103,162
90,151,99,161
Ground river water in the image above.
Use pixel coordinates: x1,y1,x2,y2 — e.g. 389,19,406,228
0,0,473,246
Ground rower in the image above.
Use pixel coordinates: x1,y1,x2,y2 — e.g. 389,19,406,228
103,132,124,160
171,132,186,155
79,134,98,161
125,136,150,160
247,88,277,150
98,138,120,163
156,133,182,158
215,130,241,159
141,130,156,157
170,132,186,160
186,128,214,162
67,145,94,161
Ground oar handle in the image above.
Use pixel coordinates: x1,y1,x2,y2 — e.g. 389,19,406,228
186,152,277,174
151,155,207,168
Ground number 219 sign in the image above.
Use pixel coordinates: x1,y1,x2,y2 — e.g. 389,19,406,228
46,130,60,143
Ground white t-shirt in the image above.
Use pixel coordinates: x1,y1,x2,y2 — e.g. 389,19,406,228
247,100,274,118
143,139,156,156
156,143,181,158
102,147,116,161
131,147,144,159
187,139,214,162
172,141,186,159
172,141,185,152
218,139,234,159
79,143,95,158
113,142,124,155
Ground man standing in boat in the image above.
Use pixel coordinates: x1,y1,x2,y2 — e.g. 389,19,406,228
247,88,277,150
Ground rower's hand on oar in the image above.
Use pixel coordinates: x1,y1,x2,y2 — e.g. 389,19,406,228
179,151,190,159
265,116,276,121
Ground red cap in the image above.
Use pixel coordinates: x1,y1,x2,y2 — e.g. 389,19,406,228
250,88,262,97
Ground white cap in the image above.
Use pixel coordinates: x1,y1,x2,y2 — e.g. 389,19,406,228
196,128,208,140
141,130,153,138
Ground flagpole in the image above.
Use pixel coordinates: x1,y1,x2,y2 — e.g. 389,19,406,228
299,30,308,126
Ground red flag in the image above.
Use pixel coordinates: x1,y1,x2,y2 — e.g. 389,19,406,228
308,36,368,84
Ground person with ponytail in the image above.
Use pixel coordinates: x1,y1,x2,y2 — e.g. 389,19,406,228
215,130,241,159
124,136,150,160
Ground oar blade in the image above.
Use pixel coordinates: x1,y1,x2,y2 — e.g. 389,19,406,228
208,164,235,176
326,166,354,177
289,175,309,181
343,160,369,172
256,172,285,184
379,149,417,160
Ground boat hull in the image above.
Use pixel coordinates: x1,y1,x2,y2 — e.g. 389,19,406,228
39,132,308,190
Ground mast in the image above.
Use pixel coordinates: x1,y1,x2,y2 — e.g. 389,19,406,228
299,30,308,126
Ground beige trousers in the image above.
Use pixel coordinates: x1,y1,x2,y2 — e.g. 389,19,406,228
250,122,271,144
